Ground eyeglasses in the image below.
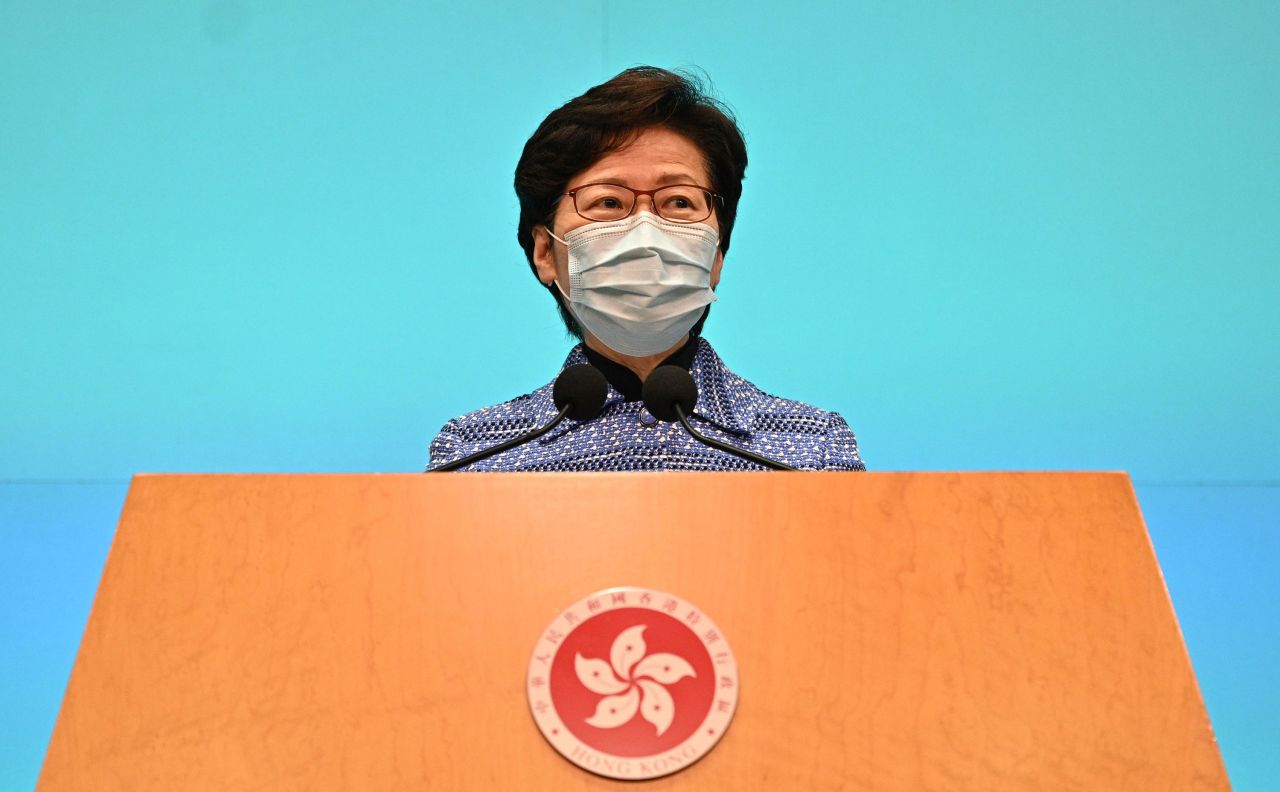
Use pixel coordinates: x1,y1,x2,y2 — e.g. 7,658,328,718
561,182,722,224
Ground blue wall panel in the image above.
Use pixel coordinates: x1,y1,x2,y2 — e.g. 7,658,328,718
0,484,124,792
1137,483,1280,787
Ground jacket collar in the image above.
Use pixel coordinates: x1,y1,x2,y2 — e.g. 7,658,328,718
549,338,755,438
581,334,699,403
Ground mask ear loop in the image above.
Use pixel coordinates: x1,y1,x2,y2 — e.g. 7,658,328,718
543,224,568,246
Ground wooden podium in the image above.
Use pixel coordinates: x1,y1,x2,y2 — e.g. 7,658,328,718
39,472,1228,790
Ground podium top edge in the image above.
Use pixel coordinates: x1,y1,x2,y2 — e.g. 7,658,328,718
129,471,1133,479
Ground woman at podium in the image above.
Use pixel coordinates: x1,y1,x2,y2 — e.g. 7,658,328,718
428,67,865,473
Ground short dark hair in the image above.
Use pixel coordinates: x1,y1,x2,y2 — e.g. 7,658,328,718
514,66,748,340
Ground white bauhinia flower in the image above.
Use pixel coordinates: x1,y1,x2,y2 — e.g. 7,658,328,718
576,625,696,736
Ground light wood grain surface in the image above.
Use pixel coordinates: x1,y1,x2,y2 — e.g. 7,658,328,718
39,472,1228,790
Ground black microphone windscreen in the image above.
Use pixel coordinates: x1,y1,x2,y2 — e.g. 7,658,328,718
553,364,608,421
642,365,698,422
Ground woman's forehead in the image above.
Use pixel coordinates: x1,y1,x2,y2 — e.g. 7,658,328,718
575,127,711,187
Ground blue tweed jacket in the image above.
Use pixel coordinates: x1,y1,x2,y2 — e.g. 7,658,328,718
427,338,866,472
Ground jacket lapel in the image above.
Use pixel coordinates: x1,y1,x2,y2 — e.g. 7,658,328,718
688,340,755,438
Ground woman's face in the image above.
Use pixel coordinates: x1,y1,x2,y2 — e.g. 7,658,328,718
533,126,725,296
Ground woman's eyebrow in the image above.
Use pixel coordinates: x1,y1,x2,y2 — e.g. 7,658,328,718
590,172,703,187
655,172,701,185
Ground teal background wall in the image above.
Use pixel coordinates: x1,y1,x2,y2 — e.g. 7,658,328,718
2,1,1276,788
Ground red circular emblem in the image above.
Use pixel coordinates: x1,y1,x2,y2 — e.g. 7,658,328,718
527,587,739,780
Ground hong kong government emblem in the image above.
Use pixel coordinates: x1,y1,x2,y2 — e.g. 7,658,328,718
526,587,740,780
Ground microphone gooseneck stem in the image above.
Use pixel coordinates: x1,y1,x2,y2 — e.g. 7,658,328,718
431,404,572,472
674,404,798,472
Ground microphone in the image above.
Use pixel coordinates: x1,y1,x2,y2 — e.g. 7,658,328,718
430,364,608,472
641,365,797,471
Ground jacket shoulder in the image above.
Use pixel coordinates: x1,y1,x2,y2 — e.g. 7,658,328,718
729,375,867,471
427,386,553,469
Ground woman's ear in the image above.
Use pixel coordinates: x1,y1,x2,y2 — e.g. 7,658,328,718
710,249,724,289
532,225,559,286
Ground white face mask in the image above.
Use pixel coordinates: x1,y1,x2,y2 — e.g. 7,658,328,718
547,212,720,357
